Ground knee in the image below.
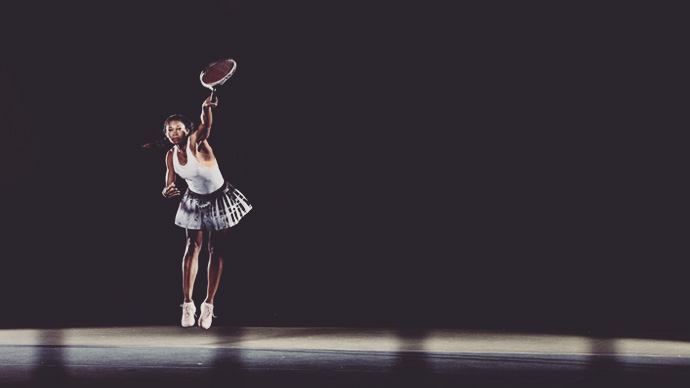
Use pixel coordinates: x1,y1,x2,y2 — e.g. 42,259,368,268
185,238,203,254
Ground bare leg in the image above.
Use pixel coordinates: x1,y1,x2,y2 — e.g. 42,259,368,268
182,229,204,303
204,228,229,305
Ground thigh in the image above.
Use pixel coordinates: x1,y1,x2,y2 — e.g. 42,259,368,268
208,228,230,252
185,229,205,249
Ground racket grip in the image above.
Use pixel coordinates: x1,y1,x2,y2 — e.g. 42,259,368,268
210,88,216,102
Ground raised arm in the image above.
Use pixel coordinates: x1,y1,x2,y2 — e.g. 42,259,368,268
162,149,180,198
190,96,219,144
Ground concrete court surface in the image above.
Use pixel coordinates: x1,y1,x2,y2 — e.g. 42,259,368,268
2,326,690,387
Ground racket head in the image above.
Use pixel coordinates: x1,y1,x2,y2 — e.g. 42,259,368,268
200,58,237,90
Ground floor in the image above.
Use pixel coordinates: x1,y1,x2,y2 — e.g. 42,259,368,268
2,326,690,387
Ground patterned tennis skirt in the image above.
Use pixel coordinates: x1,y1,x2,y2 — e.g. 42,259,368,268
175,182,252,231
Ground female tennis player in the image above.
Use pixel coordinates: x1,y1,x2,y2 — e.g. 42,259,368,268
162,96,252,329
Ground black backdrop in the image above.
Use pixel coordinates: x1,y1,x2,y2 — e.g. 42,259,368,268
1,1,687,333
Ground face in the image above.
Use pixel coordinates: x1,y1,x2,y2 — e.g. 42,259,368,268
165,120,189,145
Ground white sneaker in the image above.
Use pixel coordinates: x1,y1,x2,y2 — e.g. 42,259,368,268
198,302,216,329
180,302,196,328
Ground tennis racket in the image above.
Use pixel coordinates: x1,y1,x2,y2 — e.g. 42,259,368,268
200,58,237,100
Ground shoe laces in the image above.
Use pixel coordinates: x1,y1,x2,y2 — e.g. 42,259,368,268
201,304,217,319
180,303,197,318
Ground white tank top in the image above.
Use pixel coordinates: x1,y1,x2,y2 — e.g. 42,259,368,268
172,139,225,194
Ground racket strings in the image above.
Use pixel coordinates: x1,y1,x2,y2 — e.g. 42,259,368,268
202,61,234,84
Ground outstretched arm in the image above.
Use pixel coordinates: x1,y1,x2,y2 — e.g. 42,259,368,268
191,96,219,144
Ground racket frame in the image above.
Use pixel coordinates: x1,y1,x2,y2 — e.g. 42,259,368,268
200,58,237,96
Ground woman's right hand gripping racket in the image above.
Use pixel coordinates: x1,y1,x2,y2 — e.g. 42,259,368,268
200,58,237,101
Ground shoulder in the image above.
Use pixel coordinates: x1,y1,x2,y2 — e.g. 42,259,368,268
166,148,175,162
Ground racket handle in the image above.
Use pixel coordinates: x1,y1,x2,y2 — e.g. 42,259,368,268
210,88,216,102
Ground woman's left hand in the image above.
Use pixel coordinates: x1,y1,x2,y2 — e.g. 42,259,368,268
203,96,219,109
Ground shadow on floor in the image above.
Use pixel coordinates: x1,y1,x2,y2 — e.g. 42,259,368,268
33,328,68,388
207,326,247,387
391,327,432,387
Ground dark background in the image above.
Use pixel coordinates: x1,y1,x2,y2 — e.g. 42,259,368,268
0,1,687,333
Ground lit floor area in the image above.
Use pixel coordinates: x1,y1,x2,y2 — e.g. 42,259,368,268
2,326,690,387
